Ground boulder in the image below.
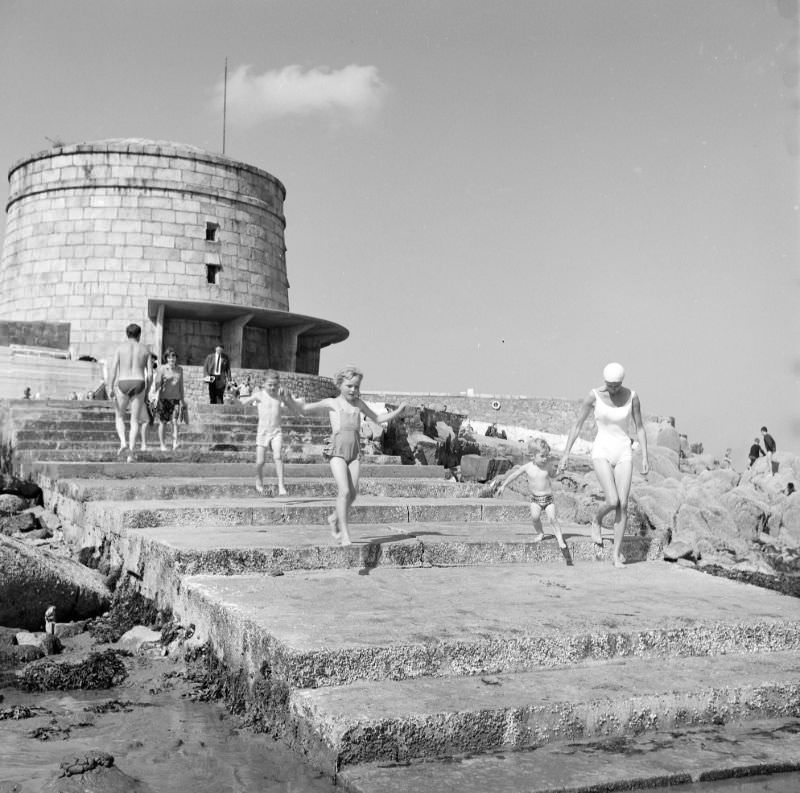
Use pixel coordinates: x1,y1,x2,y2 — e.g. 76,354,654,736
719,490,768,539
0,512,39,535
460,455,513,483
663,540,694,561
633,484,682,539
0,534,111,630
0,494,27,515
406,432,438,466
15,631,62,655
117,626,162,655
654,423,681,455
776,498,800,545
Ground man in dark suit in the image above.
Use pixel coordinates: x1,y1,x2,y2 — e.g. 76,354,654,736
203,344,230,404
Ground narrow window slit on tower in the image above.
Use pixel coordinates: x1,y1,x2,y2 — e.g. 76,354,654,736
206,264,221,284
205,222,219,241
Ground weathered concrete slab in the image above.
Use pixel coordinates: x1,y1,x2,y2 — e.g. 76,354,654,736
295,650,800,771
118,521,657,576
47,476,488,502
77,497,537,531
33,461,441,480
338,718,800,792
176,562,800,690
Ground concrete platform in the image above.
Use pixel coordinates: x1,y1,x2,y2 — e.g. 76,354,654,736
115,521,659,577
295,650,800,770
177,561,800,689
338,718,800,792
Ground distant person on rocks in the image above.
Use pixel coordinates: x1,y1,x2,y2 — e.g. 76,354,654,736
496,438,568,552
108,323,153,462
747,438,764,470
721,448,733,470
202,344,230,404
285,365,409,547
154,348,185,452
761,426,776,476
23,387,31,399
786,482,796,497
240,370,291,495
485,423,498,438
557,362,649,569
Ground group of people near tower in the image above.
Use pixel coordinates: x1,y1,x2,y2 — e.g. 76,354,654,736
109,323,779,569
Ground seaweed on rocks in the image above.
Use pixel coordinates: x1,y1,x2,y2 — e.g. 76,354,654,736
184,642,290,735
88,580,170,643
17,649,129,692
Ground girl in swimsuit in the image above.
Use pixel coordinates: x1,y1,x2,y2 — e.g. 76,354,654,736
557,362,649,568
287,366,409,547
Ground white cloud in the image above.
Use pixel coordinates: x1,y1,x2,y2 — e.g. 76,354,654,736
216,64,387,125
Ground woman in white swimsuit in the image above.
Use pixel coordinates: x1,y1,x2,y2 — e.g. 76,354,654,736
557,363,649,568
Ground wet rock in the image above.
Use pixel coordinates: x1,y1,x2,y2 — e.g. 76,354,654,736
0,475,44,504
17,648,128,691
15,631,62,655
460,455,512,483
117,626,162,655
55,620,88,639
0,644,45,664
0,494,27,515
663,540,694,561
0,512,39,535
40,751,156,793
0,534,111,630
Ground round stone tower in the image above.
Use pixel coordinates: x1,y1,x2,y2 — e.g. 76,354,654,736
0,139,347,371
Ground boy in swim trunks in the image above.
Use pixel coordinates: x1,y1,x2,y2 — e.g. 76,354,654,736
285,365,409,547
241,371,291,495
496,438,567,550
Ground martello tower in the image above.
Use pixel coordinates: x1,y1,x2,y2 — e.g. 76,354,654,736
0,139,347,370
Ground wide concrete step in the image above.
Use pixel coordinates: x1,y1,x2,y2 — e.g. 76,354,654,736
33,461,443,480
13,430,331,446
78,496,549,530
338,717,800,793
294,650,800,772
17,449,401,465
176,562,800,691
50,475,490,502
102,521,652,577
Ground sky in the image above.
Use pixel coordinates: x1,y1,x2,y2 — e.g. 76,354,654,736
1,0,798,465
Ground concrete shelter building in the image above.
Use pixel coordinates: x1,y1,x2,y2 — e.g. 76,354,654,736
0,139,348,370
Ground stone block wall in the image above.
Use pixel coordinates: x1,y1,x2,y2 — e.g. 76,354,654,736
0,140,289,362
182,367,337,404
362,391,598,439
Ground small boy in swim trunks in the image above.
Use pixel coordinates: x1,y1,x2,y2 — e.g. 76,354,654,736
496,438,567,550
241,371,291,495
285,365,409,547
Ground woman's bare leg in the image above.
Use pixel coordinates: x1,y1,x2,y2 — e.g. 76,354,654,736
611,460,633,566
591,458,619,544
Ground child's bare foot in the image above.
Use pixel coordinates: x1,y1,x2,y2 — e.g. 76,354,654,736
140,444,147,452
126,452,135,463
531,532,545,543
173,438,179,450
255,480,265,494
327,512,341,538
554,533,567,550
160,444,168,452
590,520,602,546
117,444,127,457
277,487,288,496
614,553,627,568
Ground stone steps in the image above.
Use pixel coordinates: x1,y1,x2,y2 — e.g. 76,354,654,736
74,496,559,531
33,461,444,480
49,475,490,502
295,649,800,772
166,561,800,775
338,718,800,793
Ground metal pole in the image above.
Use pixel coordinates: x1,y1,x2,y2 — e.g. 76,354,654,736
222,57,228,154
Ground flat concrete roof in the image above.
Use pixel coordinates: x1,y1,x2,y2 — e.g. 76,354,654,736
148,298,349,347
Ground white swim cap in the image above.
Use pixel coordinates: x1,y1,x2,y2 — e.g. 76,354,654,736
602,362,625,383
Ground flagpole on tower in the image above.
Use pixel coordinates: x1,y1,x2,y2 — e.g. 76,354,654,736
222,57,228,155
